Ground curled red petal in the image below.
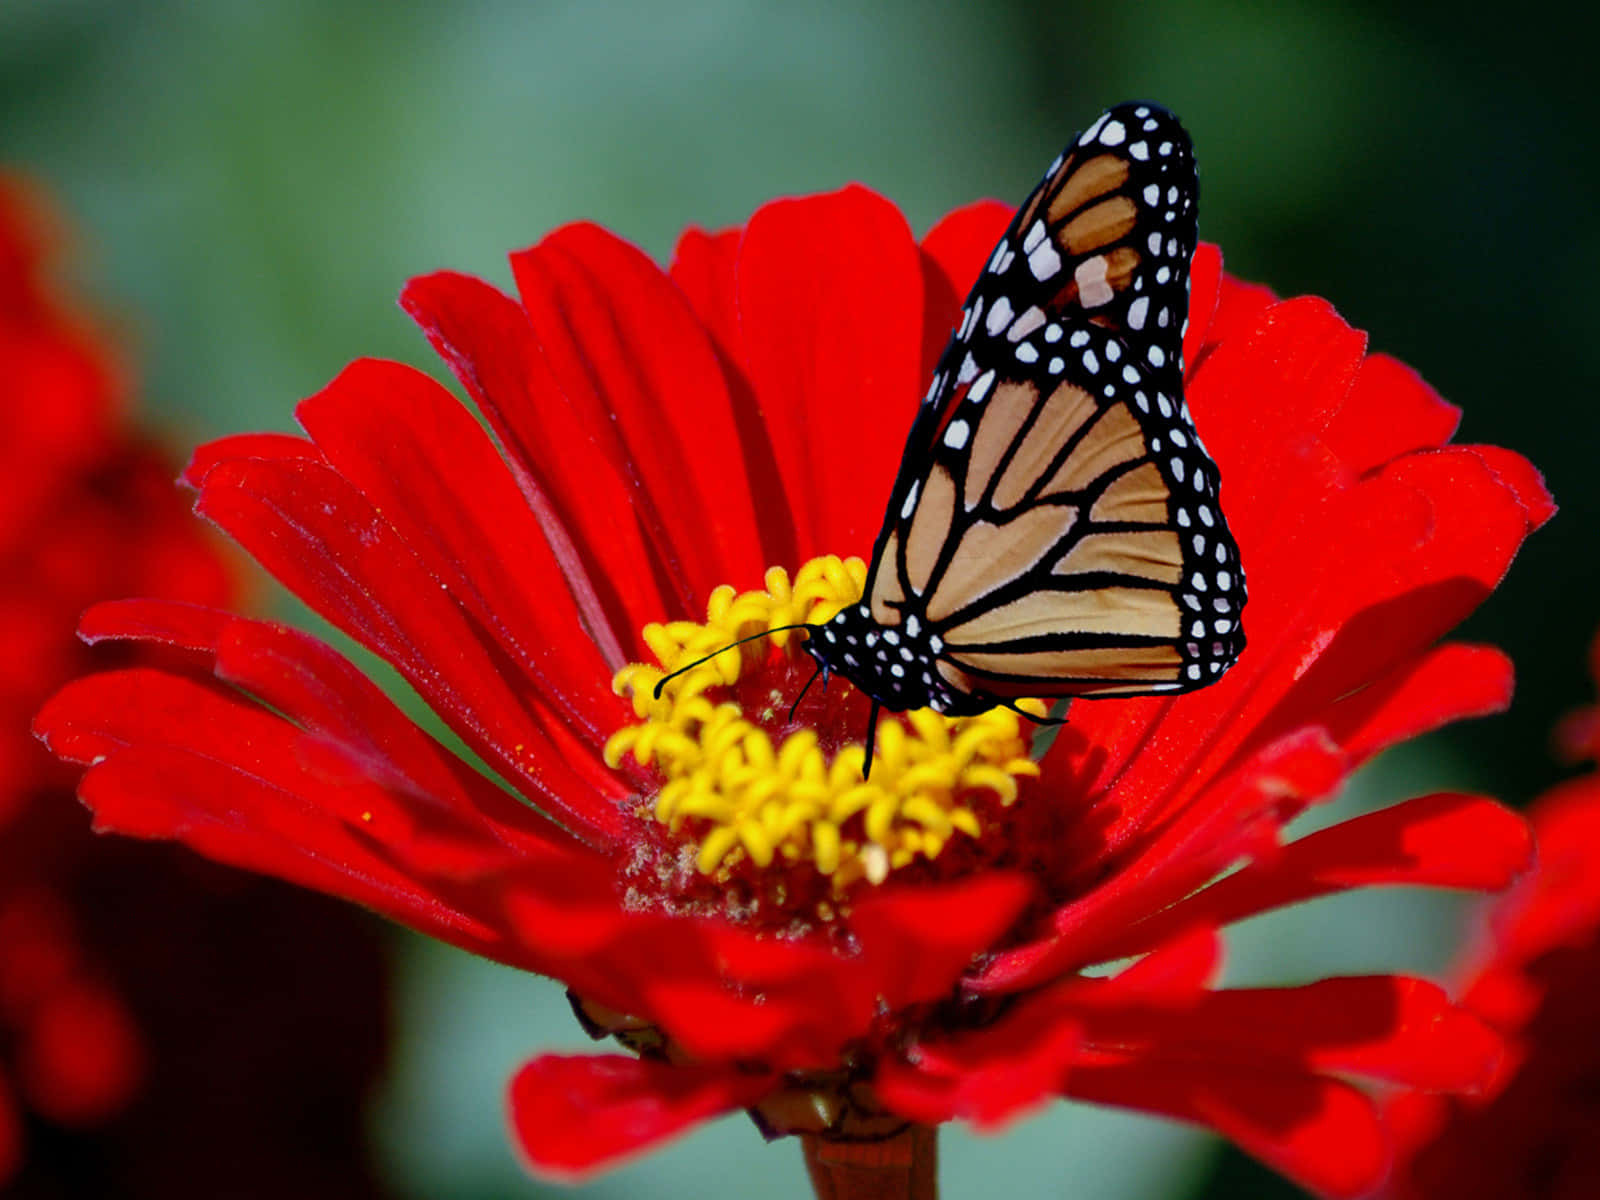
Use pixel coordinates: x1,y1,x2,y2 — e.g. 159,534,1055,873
1320,642,1514,765
1069,976,1506,1094
180,430,322,488
509,1054,774,1178
1064,1063,1386,1199
1093,792,1533,961
79,597,232,656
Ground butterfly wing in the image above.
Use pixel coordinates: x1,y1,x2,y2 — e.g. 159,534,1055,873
865,102,1246,702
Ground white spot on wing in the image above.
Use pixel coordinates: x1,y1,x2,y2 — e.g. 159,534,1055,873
901,480,920,520
968,369,996,403
985,295,1015,336
1075,256,1113,308
943,419,971,450
1006,305,1047,343
1028,239,1062,281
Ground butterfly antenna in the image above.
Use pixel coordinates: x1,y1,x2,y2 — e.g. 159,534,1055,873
651,623,818,699
787,659,828,723
861,699,882,780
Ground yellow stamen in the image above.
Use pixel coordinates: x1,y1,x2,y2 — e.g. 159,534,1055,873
605,557,1044,891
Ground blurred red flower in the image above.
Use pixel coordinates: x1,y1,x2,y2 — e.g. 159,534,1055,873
1,178,390,1198
36,186,1553,1197
1383,630,1600,1200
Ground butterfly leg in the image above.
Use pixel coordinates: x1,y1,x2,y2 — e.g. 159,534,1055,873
998,697,1073,726
861,699,882,779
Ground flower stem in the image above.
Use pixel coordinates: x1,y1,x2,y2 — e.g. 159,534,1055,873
801,1126,938,1200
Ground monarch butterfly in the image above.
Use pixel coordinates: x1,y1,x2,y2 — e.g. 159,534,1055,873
664,102,1246,760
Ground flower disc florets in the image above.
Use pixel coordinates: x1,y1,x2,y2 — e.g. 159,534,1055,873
605,556,1042,902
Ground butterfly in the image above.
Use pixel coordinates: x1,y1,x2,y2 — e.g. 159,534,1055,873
801,102,1246,735
660,102,1246,762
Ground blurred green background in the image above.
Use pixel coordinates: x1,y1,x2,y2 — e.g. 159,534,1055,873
3,1,1593,1197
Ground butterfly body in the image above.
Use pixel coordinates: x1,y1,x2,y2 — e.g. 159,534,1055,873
804,102,1246,717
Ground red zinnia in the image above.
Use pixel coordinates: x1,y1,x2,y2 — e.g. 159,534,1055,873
2,177,390,1198
1382,629,1600,1199
37,184,1551,1197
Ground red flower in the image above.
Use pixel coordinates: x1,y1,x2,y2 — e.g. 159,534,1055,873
1,177,390,1198
1383,631,1600,1199
36,185,1552,1197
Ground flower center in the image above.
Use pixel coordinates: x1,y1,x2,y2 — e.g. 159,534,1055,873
605,557,1041,897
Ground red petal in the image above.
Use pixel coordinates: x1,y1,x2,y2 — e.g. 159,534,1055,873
500,873,1033,1071
1326,352,1460,473
1064,1063,1386,1198
181,431,321,488
1487,774,1600,964
1070,976,1506,1093
35,671,515,958
875,1010,1083,1129
295,357,625,746
1181,242,1225,368
850,873,1034,1008
508,224,772,597
508,1054,773,1178
1049,299,1547,875
919,200,1011,295
18,977,143,1123
1199,270,1277,358
735,185,925,559
875,930,1218,1129
977,728,1347,992
400,271,649,660
79,597,232,655
1320,642,1514,764
193,452,628,842
918,200,1011,380
77,599,550,841
668,226,745,368
1094,792,1533,960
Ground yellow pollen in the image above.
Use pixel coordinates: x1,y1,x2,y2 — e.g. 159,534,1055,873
604,557,1043,890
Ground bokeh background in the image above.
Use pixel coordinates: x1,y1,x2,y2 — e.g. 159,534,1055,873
2,2,1592,1197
